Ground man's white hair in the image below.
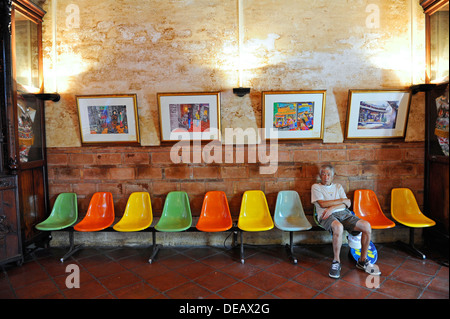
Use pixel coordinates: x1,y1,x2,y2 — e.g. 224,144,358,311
319,164,335,177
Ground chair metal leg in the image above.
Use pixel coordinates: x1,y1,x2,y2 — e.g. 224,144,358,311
232,229,238,248
240,230,244,264
60,230,83,262
148,230,161,264
285,231,298,264
397,228,426,259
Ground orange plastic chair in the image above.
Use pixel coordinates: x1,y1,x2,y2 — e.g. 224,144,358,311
113,192,153,232
353,189,395,229
196,191,233,232
391,188,436,259
74,192,115,232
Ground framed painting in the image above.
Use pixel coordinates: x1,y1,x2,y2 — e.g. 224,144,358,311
157,92,221,142
262,90,326,140
76,94,140,145
345,89,411,139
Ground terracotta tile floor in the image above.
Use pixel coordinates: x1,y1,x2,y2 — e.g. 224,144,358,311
0,243,448,300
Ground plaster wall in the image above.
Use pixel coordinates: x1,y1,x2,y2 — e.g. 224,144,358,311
39,0,426,147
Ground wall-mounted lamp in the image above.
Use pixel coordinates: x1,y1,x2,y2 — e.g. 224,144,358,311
233,87,250,97
410,83,436,95
35,93,61,102
22,93,61,102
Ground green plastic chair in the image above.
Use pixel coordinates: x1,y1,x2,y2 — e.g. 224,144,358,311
36,193,78,231
313,206,323,229
150,191,192,263
155,191,192,232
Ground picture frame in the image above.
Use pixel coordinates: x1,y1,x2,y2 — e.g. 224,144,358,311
262,90,326,140
157,92,221,142
76,94,140,145
345,89,412,139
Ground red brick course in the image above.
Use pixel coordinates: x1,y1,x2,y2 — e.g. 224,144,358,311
47,141,425,219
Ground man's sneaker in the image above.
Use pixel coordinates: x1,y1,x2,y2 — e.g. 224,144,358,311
329,261,341,279
356,258,381,275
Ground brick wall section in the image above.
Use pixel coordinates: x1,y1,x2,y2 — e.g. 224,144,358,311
46,141,425,219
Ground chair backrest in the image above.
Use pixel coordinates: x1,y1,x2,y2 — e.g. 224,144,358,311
123,192,152,222
74,192,115,231
51,192,78,223
353,189,384,219
197,191,233,232
274,190,311,230
157,191,192,231
36,193,78,230
391,188,436,228
391,188,422,218
353,189,396,229
274,190,305,219
238,190,274,231
114,192,153,231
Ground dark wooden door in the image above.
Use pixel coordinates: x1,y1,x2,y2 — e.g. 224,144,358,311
18,166,47,245
424,82,449,235
0,175,22,266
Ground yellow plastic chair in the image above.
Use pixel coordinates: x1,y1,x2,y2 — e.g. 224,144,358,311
391,188,436,259
237,190,274,263
113,192,153,232
274,191,311,263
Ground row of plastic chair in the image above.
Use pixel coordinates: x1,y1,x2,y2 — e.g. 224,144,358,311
34,190,308,263
35,190,294,233
36,188,435,263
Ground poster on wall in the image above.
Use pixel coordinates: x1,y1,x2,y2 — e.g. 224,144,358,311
76,94,140,145
345,89,411,139
262,90,326,140
157,92,221,142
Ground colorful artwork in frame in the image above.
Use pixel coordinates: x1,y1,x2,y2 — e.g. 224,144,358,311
345,89,411,139
76,94,140,145
158,92,221,142
262,90,326,140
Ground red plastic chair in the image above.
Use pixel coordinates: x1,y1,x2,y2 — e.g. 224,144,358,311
353,189,395,229
196,191,233,232
74,192,115,231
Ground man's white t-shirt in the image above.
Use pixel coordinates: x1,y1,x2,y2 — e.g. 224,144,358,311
311,183,348,221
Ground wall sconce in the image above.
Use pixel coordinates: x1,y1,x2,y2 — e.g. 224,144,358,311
35,93,61,102
233,87,250,97
410,83,436,95
233,0,250,97
22,93,61,102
